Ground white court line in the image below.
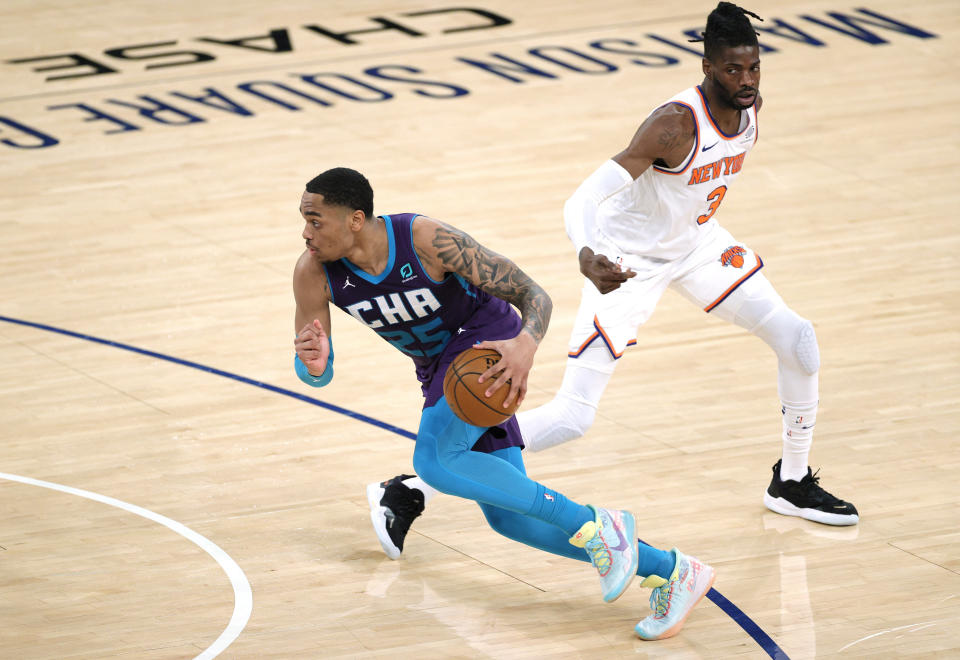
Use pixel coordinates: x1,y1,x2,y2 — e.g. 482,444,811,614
836,620,940,653
0,472,252,659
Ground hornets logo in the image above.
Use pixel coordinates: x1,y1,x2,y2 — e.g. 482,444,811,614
720,245,747,268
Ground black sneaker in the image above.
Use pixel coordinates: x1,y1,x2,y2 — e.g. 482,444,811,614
763,459,859,526
366,475,425,559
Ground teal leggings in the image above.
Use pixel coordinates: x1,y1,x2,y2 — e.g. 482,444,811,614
412,398,676,576
412,398,593,537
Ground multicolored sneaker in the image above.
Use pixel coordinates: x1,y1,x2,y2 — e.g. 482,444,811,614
635,549,715,640
569,505,638,603
764,459,859,526
366,475,425,560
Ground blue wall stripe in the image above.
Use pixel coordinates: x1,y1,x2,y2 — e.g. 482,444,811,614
0,314,788,658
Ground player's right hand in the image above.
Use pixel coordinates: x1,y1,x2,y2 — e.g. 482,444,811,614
474,330,537,409
294,319,330,375
579,247,636,294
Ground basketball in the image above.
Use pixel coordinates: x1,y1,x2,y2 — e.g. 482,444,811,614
443,347,520,426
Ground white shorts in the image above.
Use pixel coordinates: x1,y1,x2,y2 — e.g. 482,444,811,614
569,225,764,358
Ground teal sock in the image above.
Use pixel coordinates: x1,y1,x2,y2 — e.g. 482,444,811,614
527,484,595,536
637,542,676,579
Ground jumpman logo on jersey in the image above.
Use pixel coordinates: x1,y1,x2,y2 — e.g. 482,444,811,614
343,276,355,289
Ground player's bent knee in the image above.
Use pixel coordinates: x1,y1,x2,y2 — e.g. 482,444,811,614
480,504,526,543
544,391,597,438
480,505,522,540
751,307,820,375
521,391,597,452
563,395,597,437
411,445,450,494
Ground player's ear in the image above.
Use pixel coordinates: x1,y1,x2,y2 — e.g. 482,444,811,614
702,57,712,78
350,209,365,230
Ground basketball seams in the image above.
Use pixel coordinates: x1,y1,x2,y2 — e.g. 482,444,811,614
453,360,510,419
456,372,510,416
444,348,515,426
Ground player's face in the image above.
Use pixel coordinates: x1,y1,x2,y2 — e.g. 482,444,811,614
300,191,355,263
705,44,760,110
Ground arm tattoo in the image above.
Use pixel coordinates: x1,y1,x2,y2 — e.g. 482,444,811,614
432,222,552,342
657,125,682,149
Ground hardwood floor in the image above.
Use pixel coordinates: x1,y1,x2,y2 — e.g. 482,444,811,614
1,1,957,657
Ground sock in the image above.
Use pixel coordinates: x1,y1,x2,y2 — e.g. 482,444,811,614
477,449,680,577
638,542,676,580
401,475,439,504
528,484,595,536
778,354,817,482
780,401,817,481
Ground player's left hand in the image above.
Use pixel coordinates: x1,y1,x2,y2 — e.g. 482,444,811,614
473,331,537,408
579,247,636,294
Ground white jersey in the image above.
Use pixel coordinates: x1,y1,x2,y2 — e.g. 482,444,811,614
595,85,758,261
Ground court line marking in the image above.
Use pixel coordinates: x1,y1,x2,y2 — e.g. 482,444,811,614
0,314,788,659
0,471,252,660
0,314,415,439
836,620,941,652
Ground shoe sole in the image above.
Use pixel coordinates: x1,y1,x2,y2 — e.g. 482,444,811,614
764,492,859,526
366,482,402,560
635,566,716,641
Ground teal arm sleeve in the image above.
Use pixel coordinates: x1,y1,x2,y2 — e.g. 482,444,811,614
295,341,334,387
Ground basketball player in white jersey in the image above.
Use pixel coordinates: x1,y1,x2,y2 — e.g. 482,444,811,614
366,2,858,561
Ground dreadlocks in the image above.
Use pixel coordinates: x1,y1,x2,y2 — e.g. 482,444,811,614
692,2,763,61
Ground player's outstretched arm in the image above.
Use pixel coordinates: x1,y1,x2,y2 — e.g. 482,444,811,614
293,250,334,380
412,216,552,407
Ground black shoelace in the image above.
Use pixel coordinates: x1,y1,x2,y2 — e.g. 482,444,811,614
794,469,844,506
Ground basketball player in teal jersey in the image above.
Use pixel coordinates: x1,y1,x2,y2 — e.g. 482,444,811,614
294,167,715,640
369,4,858,627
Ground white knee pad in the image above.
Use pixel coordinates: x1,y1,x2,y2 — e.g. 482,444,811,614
713,274,819,376
517,345,614,452
516,388,598,452
752,309,820,376
794,320,820,375
548,389,598,436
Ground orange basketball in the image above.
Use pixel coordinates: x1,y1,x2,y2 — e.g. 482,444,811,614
443,347,519,427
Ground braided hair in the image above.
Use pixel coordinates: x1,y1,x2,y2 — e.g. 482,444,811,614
695,2,763,61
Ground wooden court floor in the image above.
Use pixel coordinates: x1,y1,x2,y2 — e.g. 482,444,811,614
1,1,958,657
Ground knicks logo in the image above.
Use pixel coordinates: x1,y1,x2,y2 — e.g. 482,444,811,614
720,245,747,268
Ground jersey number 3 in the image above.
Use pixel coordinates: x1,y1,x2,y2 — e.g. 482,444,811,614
697,185,727,225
